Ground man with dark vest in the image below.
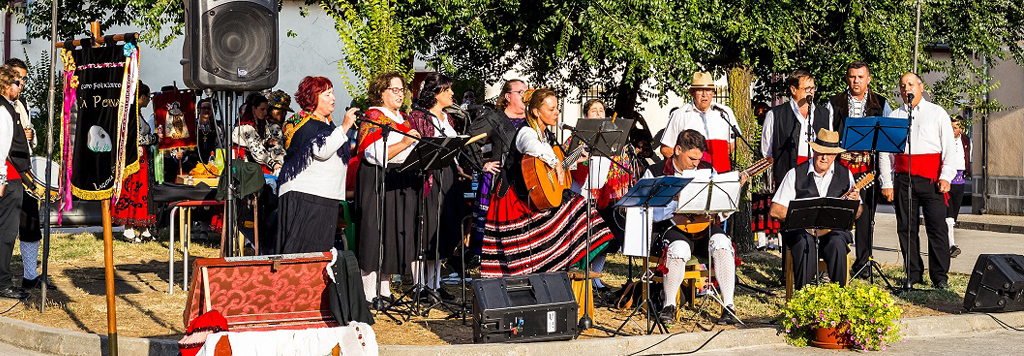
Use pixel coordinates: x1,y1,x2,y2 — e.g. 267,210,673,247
0,65,30,299
770,129,862,291
760,70,831,189
826,61,892,277
879,73,957,290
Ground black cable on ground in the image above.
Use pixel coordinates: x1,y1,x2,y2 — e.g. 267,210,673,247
626,329,725,356
981,312,1024,332
0,300,23,315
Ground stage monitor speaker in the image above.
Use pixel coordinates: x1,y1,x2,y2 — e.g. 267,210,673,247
471,272,578,343
182,0,279,90
964,254,1024,313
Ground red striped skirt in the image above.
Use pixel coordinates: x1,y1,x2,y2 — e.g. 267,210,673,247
481,190,613,278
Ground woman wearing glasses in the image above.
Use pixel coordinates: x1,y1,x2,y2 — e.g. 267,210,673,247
355,72,421,304
480,88,614,278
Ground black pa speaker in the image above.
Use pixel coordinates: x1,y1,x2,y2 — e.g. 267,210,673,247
471,272,578,343
182,0,279,90
964,254,1024,312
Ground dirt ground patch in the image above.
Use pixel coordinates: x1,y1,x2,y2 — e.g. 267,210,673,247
1,232,971,345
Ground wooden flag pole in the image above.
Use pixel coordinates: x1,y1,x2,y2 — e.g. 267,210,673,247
90,21,119,356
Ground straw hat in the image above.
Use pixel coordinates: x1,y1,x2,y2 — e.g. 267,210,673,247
689,72,716,90
808,128,846,154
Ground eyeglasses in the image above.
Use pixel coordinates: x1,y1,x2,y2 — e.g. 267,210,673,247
507,90,526,96
800,86,817,92
386,87,405,95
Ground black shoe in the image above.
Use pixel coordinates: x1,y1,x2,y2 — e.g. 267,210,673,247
934,281,950,290
415,288,435,303
950,245,962,259
903,277,922,289
437,287,457,301
718,305,740,325
658,305,676,326
22,277,57,290
0,287,28,299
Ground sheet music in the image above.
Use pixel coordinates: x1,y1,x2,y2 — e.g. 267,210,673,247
674,170,741,214
623,207,653,257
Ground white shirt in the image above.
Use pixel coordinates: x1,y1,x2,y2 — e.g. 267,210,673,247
0,105,12,184
660,102,740,148
951,134,966,171
877,99,957,189
570,155,612,199
432,112,457,138
364,107,417,166
278,123,351,200
515,127,558,167
760,100,822,159
659,101,741,148
771,163,856,208
825,91,893,122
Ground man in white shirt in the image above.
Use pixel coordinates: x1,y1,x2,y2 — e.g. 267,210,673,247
760,70,831,189
878,73,957,290
659,72,741,173
825,61,893,277
770,129,862,291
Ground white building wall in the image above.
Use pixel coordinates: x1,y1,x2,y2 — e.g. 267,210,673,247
3,2,354,121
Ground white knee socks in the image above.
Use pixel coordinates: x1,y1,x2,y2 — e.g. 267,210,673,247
361,270,392,302
712,247,735,308
21,240,40,280
946,217,956,247
412,260,442,290
662,257,686,308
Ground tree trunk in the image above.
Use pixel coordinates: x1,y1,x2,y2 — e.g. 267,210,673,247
726,66,758,254
614,65,641,119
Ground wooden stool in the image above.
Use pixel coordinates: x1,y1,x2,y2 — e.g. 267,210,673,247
568,270,603,320
784,244,852,300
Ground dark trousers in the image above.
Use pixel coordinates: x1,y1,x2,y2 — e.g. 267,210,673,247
893,174,950,284
852,184,879,272
782,229,850,291
0,182,25,289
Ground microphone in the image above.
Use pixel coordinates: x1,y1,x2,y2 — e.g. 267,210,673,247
806,94,814,104
560,123,577,131
906,93,915,108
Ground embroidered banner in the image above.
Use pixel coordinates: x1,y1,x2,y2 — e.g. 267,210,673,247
154,89,197,151
60,39,140,201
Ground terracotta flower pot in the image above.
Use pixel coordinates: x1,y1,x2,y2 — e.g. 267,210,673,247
810,325,854,349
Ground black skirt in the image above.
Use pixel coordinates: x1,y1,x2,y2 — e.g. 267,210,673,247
278,191,339,254
418,165,465,260
355,160,418,275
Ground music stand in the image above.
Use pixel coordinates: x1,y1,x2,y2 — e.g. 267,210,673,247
782,197,860,287
842,116,908,291
393,135,472,318
673,170,744,326
614,176,691,335
564,118,632,335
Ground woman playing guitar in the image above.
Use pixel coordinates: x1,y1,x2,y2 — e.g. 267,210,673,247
478,89,614,278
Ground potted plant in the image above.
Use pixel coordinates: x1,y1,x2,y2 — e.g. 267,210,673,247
779,281,905,350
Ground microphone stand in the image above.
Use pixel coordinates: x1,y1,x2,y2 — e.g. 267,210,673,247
897,94,925,293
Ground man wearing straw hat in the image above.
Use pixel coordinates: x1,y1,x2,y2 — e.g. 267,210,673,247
659,72,741,173
770,128,863,291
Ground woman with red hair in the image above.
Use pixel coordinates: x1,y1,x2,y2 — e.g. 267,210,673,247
277,76,358,254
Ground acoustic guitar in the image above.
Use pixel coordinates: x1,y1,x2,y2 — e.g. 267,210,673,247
806,172,876,237
674,156,774,233
522,144,588,210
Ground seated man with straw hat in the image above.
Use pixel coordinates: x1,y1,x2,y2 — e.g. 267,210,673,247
769,128,863,291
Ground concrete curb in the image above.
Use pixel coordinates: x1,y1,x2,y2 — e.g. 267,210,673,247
1,311,1021,355
956,221,1024,235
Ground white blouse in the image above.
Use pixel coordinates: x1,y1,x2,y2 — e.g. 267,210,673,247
364,107,417,166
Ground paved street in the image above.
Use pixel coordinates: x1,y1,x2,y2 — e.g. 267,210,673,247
869,205,1024,275
703,329,1024,355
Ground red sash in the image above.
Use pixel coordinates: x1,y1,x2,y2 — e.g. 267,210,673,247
839,158,873,174
797,156,809,165
5,161,19,181
705,139,731,173
895,153,941,181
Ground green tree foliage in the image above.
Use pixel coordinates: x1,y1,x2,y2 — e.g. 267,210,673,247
5,0,184,49
320,0,413,105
